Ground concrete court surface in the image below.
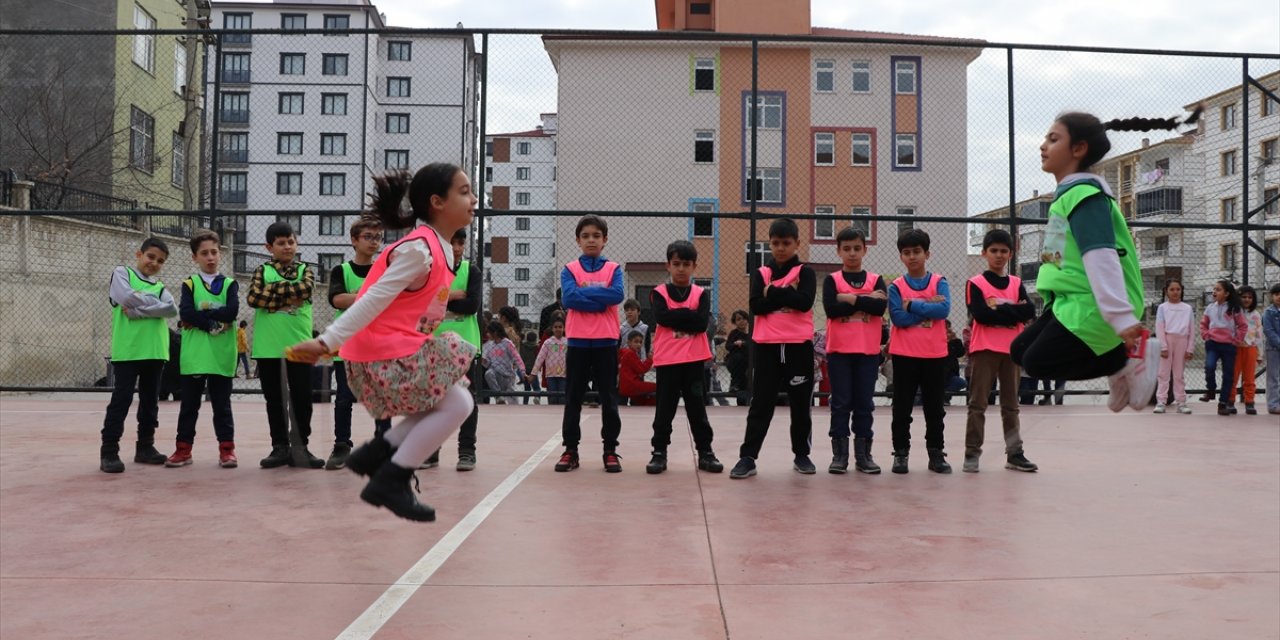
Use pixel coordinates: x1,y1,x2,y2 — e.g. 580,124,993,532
0,394,1277,639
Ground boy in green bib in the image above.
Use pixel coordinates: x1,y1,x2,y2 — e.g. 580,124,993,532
100,237,178,473
247,221,322,468
165,230,240,468
1011,107,1201,412
428,228,483,470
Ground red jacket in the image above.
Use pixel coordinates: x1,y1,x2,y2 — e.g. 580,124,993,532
617,347,654,396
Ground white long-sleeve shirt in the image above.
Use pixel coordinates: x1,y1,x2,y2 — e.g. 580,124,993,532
1155,301,1195,346
109,266,177,318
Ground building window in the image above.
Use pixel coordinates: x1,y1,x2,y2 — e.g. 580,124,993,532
694,57,716,92
387,77,411,98
322,53,348,76
1221,103,1237,130
276,172,302,195
278,92,303,115
280,53,305,75
515,268,530,281
277,132,302,155
484,167,493,182
222,12,251,43
515,217,530,231
851,132,872,166
814,205,836,239
1262,138,1277,162
851,206,872,240
314,253,343,283
745,242,768,273
515,242,530,257
385,150,409,169
485,141,493,156
1265,187,1278,217
691,130,716,163
321,93,347,115
129,106,154,172
895,60,917,94
746,168,782,202
320,174,346,196
692,202,714,237
170,133,184,187
814,132,835,166
1264,91,1280,117
1152,235,1169,256
281,14,306,30
814,59,835,93
745,95,783,129
320,133,346,156
219,132,248,163
852,60,871,93
895,134,917,168
896,206,916,235
690,2,712,14
1266,238,1279,260
517,141,531,155
1221,197,1238,222
515,293,530,307
386,113,410,134
222,53,251,84
1221,150,1237,176
276,215,302,236
516,167,530,180
174,43,187,94
1221,244,1237,271
1136,187,1183,217
516,192,531,206
219,172,247,204
323,14,349,32
132,6,155,73
388,41,412,61
319,214,344,236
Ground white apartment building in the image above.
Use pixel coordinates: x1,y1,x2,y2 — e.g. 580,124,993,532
207,0,478,278
483,113,558,324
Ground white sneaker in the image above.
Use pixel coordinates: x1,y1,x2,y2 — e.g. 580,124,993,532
1153,404,1166,414
1107,361,1135,413
1177,404,1192,414
1128,337,1161,411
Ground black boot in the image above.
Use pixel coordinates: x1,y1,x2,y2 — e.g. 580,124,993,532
100,442,124,473
360,462,435,522
697,450,724,473
891,450,909,474
828,437,849,474
347,436,394,477
134,439,167,465
646,450,667,474
854,438,881,474
927,448,952,474
259,446,291,469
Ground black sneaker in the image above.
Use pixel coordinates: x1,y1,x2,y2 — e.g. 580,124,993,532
100,446,125,474
891,452,909,475
1245,404,1257,415
793,455,817,475
1228,404,1238,415
456,452,476,471
554,449,579,472
134,442,167,465
302,448,325,469
963,454,980,473
926,448,952,474
324,443,352,470
603,451,623,473
697,450,724,473
260,446,291,469
729,457,756,479
1005,452,1038,472
1218,404,1231,416
646,451,667,474
419,449,440,470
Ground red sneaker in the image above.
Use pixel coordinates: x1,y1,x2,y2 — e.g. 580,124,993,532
218,442,238,469
603,451,623,473
165,442,193,467
553,449,579,472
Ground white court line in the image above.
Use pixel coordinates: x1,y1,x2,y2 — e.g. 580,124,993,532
335,429,563,640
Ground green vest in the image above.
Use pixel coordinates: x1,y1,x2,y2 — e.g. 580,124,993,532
252,263,313,358
1037,182,1144,355
180,275,237,377
331,262,367,362
433,260,481,348
110,267,170,362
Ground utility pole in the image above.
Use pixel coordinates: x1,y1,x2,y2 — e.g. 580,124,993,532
182,0,211,211
1254,156,1273,286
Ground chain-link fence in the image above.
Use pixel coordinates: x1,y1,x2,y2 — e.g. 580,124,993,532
2,26,1278,401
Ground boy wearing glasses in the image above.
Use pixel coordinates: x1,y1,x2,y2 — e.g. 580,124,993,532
324,218,393,470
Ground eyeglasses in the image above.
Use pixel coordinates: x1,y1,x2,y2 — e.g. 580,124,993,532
358,234,384,242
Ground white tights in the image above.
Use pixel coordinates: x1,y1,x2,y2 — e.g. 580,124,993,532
383,384,474,469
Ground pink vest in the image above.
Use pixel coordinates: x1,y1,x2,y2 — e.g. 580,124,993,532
889,273,947,358
339,226,454,362
651,284,712,366
564,259,620,340
967,274,1023,355
825,271,882,355
753,264,814,344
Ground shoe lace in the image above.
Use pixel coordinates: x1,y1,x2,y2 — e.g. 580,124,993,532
559,451,575,464
410,473,421,494
605,452,621,465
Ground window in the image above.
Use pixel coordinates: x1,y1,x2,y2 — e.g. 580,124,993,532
814,205,836,239
745,95,783,129
690,2,711,14
1221,244,1237,271
278,92,303,115
385,150,409,169
814,132,835,166
693,130,716,164
515,268,530,281
852,60,871,93
320,133,346,156
133,6,155,73
1266,238,1279,260
220,92,250,123
222,12,251,43
1221,103,1237,130
515,293,530,307
747,168,782,202
1264,91,1280,117
516,217,530,231
1265,187,1278,217
388,41,412,61
1221,197,1238,222
515,243,530,257
814,59,835,92
517,141,531,155
170,133,184,187
173,43,187,94
387,77,411,98
219,173,248,204
516,192,531,206
1152,235,1169,256
219,132,248,163
485,141,493,156
276,172,302,195
484,167,493,182
1135,187,1183,217
222,52,250,83
277,132,302,155
694,57,716,92
281,14,306,30
895,134,917,168
318,254,344,283
1221,150,1238,176
320,173,346,196
1155,158,1170,173
896,206,916,235
386,113,410,134
851,206,872,240
1263,139,1278,162
323,14,349,32
895,60,917,94
851,132,872,166
321,93,347,115
280,53,305,75
319,214,344,236
516,167,530,180
692,202,714,237
745,242,768,273
129,106,154,172
322,53,348,76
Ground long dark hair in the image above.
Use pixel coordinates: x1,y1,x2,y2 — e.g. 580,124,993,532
1056,105,1203,171
1217,279,1243,315
366,163,462,230
1238,285,1258,312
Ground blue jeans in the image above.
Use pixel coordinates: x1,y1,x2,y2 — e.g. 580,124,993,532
546,376,566,405
522,374,542,404
1204,340,1237,405
237,353,252,377
826,353,879,440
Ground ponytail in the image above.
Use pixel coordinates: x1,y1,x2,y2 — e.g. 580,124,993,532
366,163,463,230
1104,104,1204,133
367,170,416,230
1057,105,1203,171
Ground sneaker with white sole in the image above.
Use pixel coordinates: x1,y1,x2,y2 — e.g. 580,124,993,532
1107,361,1134,413
1177,404,1192,414
1153,404,1166,414
1127,337,1161,411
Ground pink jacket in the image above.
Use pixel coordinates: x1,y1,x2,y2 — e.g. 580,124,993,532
1199,302,1247,345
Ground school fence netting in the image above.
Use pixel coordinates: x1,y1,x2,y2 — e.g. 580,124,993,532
1,27,1278,401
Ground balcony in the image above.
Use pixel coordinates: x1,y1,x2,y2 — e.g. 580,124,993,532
218,190,247,205
218,149,248,164
1136,187,1183,218
218,109,249,125
221,69,251,84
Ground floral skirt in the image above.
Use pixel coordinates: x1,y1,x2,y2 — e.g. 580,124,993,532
347,333,476,420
